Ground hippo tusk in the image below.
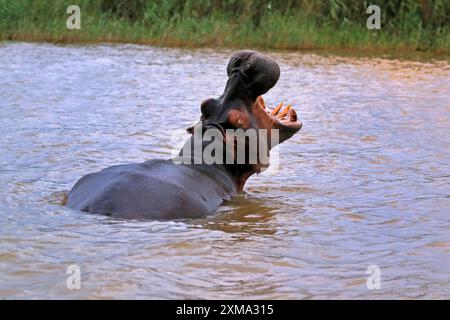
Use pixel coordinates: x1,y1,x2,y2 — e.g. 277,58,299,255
258,96,266,109
278,104,292,118
271,102,283,116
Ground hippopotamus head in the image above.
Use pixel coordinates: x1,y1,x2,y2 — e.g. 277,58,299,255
186,50,302,191
193,50,302,145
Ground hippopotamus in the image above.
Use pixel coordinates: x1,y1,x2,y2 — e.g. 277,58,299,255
66,50,302,219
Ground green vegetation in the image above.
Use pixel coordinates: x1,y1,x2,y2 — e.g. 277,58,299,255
1,0,449,54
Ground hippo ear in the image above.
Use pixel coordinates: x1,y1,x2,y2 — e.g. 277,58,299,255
200,98,218,119
187,98,219,134
186,124,195,134
200,98,218,120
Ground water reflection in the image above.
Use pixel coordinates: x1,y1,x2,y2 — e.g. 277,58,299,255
194,194,281,237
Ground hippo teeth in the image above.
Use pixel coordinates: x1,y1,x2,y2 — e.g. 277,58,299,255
270,102,283,116
257,96,298,123
258,96,266,109
272,103,296,122
278,104,292,118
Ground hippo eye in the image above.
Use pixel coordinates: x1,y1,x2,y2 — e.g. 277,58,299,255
200,98,217,119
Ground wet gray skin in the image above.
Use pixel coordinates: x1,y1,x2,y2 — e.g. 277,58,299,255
66,51,302,219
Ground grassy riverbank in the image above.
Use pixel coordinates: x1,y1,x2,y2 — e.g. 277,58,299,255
1,0,449,55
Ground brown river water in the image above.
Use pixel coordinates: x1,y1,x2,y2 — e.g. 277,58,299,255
0,42,448,299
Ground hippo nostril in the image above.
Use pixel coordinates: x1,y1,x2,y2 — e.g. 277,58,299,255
231,67,240,75
232,67,250,82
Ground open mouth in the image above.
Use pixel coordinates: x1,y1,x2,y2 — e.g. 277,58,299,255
256,96,303,130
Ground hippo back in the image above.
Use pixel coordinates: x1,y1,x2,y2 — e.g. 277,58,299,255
67,159,236,219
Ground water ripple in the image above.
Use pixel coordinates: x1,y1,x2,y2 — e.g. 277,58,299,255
0,42,448,299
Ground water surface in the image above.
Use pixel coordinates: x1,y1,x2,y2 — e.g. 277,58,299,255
0,42,449,299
